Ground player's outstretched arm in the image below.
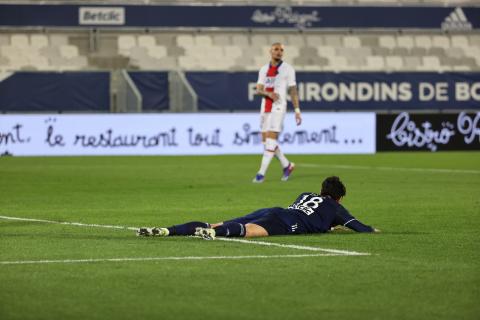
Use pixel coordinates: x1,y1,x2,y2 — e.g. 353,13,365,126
344,219,376,233
336,206,377,233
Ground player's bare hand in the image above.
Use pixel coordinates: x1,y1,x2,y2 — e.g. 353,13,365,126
269,92,280,102
295,113,302,126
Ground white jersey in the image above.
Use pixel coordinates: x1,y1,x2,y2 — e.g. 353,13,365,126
257,61,296,114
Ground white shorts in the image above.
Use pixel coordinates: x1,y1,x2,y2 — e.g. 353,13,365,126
260,112,286,133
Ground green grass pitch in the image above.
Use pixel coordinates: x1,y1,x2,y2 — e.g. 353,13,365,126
1,152,479,320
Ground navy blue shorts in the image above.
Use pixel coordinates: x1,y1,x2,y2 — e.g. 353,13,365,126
249,211,290,236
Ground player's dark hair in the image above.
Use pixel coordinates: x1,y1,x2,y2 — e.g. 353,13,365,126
320,176,346,201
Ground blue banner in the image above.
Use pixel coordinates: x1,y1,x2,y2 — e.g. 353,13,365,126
0,72,110,112
129,72,169,111
186,72,480,111
0,4,478,30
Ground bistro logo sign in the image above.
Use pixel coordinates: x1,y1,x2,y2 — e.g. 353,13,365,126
377,112,480,152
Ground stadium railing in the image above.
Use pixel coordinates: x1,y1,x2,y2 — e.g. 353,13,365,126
115,69,142,112
169,70,198,112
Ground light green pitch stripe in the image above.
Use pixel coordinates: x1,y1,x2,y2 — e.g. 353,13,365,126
298,163,480,174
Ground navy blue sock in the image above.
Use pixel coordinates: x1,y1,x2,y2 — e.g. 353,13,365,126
168,221,209,236
214,222,246,237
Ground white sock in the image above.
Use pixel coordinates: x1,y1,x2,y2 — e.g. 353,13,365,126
258,150,275,175
275,147,289,168
258,138,278,176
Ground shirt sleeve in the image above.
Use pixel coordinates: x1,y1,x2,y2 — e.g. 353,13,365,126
287,65,296,87
257,65,267,85
335,205,374,233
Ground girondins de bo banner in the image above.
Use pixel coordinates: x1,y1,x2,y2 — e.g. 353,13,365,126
0,113,375,156
377,112,480,151
186,72,480,111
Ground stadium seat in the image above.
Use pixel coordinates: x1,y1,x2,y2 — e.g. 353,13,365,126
155,56,177,69
323,35,342,47
178,55,200,69
284,45,300,59
1,45,18,59
385,56,404,71
195,35,213,47
403,56,421,70
418,56,443,71
414,35,432,54
233,55,257,71
325,56,348,72
223,45,242,59
176,34,195,48
268,34,287,45
364,56,385,71
231,35,249,47
253,56,268,68
138,35,156,48
147,45,167,59
470,35,480,47
212,34,231,46
343,36,361,48
6,54,29,69
378,35,396,53
0,56,9,70
432,36,450,50
30,35,49,49
463,46,480,64
0,34,9,46
49,34,69,46
10,34,29,48
28,56,49,70
60,45,79,59
153,33,175,47
295,47,319,67
453,66,471,71
251,34,269,47
286,34,305,46
118,35,136,56
40,46,61,60
396,35,414,52
451,35,469,49
305,34,323,47
317,46,336,58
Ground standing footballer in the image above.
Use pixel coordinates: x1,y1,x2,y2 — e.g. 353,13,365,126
253,42,302,183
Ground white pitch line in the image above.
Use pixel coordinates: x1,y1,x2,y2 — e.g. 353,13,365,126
216,237,369,256
0,254,343,266
298,163,480,174
0,215,138,231
0,215,370,256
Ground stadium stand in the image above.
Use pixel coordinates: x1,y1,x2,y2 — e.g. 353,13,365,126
1,31,480,72
0,0,478,112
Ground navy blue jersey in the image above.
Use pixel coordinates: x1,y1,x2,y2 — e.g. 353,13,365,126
275,192,374,234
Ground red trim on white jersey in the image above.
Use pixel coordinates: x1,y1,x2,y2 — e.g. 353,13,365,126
257,61,296,114
263,61,283,113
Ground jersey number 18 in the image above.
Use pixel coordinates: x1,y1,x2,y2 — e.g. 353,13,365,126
295,195,324,215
